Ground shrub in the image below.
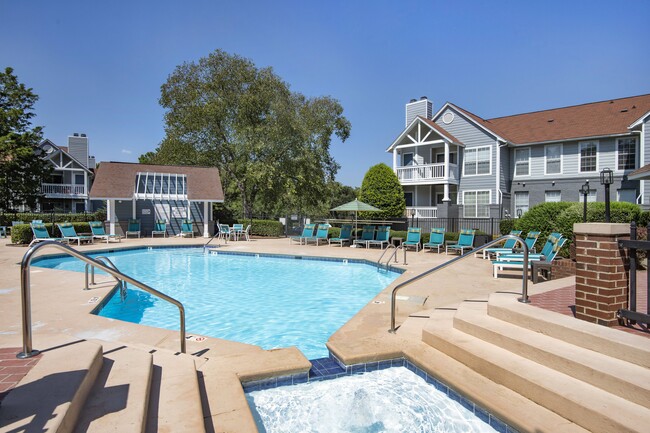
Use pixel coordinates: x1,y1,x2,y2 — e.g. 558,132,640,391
358,163,406,220
638,210,650,227
0,210,106,226
236,219,284,237
12,221,110,244
499,218,516,235
555,201,641,241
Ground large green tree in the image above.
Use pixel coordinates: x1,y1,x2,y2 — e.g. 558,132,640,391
0,67,50,212
141,50,351,218
358,163,406,220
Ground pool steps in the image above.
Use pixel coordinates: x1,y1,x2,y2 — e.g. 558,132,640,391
421,293,650,433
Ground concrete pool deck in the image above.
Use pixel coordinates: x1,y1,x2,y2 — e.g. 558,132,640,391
0,236,648,432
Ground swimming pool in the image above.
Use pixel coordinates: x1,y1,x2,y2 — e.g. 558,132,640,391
34,247,400,359
247,366,500,433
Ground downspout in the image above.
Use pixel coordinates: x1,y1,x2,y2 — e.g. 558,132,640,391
496,140,508,218
634,128,645,204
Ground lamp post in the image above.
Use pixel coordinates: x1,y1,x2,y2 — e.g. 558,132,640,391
516,208,522,218
600,168,614,223
579,180,590,223
410,208,416,227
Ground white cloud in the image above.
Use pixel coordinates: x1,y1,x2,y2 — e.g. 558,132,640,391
121,149,132,155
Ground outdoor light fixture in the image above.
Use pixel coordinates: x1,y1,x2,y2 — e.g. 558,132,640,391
600,168,614,222
579,180,590,223
410,208,416,227
517,209,522,218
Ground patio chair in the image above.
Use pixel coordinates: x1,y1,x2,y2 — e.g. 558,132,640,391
329,224,353,247
243,224,251,241
367,226,391,249
232,223,244,241
479,230,522,259
88,221,122,243
403,227,422,252
180,220,194,237
152,219,167,238
28,223,66,247
497,232,561,261
218,224,231,242
353,225,376,249
446,229,476,255
492,237,567,278
126,219,141,238
290,223,316,245
304,224,330,246
56,222,94,246
423,228,445,253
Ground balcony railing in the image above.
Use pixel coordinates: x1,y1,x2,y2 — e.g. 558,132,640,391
406,206,438,218
396,163,457,183
41,183,87,197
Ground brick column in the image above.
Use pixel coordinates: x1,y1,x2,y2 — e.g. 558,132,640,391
573,223,629,326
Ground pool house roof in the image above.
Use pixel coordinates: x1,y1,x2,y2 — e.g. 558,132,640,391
90,161,224,202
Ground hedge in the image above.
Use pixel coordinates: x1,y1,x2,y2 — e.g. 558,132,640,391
11,222,94,244
235,219,284,237
0,210,106,227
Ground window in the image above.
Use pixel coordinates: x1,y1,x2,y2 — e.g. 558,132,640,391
514,148,530,176
579,141,598,172
403,153,414,166
435,152,457,164
74,174,85,185
404,192,413,207
463,191,490,218
617,138,636,170
514,191,529,216
545,144,562,174
463,146,491,176
545,190,561,202
587,190,597,202
135,172,187,199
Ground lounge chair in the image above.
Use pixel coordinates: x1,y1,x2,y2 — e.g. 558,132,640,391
242,225,251,241
180,220,194,238
353,225,376,249
126,220,141,238
446,229,476,255
367,226,391,249
329,224,353,247
479,230,523,259
89,221,122,243
28,223,66,247
57,222,94,246
423,228,445,253
497,233,563,262
403,227,422,252
290,223,316,245
305,224,330,246
152,219,167,238
493,237,567,278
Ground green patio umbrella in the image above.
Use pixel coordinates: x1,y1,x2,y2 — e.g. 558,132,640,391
331,198,381,242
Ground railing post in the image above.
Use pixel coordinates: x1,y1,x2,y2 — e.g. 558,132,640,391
630,221,637,314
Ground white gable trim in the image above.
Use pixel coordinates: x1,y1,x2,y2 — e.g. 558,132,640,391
40,140,93,174
432,102,508,143
386,117,461,152
629,110,650,129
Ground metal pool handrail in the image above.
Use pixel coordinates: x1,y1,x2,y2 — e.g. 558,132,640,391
17,240,186,358
389,234,529,333
85,255,122,290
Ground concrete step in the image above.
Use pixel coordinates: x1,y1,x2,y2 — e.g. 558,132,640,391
422,310,650,433
488,292,650,368
73,345,153,433
145,351,206,433
0,339,103,433
454,301,650,409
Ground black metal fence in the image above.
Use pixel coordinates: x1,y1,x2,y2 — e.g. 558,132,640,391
411,217,504,236
617,222,650,326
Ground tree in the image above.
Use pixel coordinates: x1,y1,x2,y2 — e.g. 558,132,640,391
145,49,351,218
0,67,50,212
358,163,405,220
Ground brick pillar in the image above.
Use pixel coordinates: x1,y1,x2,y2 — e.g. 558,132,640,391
573,223,629,326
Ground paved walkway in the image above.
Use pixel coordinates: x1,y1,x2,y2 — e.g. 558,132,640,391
0,348,41,403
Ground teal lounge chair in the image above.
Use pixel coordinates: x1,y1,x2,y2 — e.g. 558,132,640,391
423,228,445,253
493,237,567,278
480,230,523,259
57,222,93,246
89,221,122,243
446,229,475,255
498,233,562,262
329,224,353,247
290,223,316,245
29,223,65,247
305,224,330,246
152,219,167,238
126,220,141,238
181,220,194,237
403,227,422,252
368,226,391,249
353,225,376,249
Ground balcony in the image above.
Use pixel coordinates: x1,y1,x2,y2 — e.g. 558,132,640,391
406,206,438,218
396,163,458,184
41,183,87,198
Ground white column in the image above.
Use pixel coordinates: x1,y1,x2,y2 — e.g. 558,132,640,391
393,149,398,171
108,199,116,235
443,141,450,201
203,201,209,238
187,200,191,220
83,171,90,211
132,198,136,219
640,125,645,204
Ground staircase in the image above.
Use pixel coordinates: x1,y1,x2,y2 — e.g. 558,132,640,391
413,292,650,433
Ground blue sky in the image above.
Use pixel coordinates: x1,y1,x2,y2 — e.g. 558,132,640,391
2,0,649,187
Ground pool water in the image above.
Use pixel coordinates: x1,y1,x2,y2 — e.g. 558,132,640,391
247,367,499,433
34,248,399,359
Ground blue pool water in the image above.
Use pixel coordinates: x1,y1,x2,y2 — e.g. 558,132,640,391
34,248,400,359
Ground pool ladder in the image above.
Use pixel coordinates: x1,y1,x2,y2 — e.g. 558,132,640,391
17,241,187,358
377,244,406,270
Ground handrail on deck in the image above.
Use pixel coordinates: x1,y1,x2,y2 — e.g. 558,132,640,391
85,255,121,290
17,241,186,358
389,234,529,333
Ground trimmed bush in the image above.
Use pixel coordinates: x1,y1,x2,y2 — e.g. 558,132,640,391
638,210,650,227
235,219,284,237
358,163,406,220
555,202,641,241
499,218,516,235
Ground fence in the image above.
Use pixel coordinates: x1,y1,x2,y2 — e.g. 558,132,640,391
411,217,504,236
617,221,650,326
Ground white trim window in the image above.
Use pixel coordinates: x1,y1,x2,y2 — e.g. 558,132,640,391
587,190,597,202
463,146,491,176
545,190,561,202
514,148,530,177
402,152,414,166
514,191,529,216
545,144,562,175
617,137,636,170
579,141,598,173
463,190,490,218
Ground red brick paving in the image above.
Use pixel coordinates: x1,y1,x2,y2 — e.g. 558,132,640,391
0,347,42,402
